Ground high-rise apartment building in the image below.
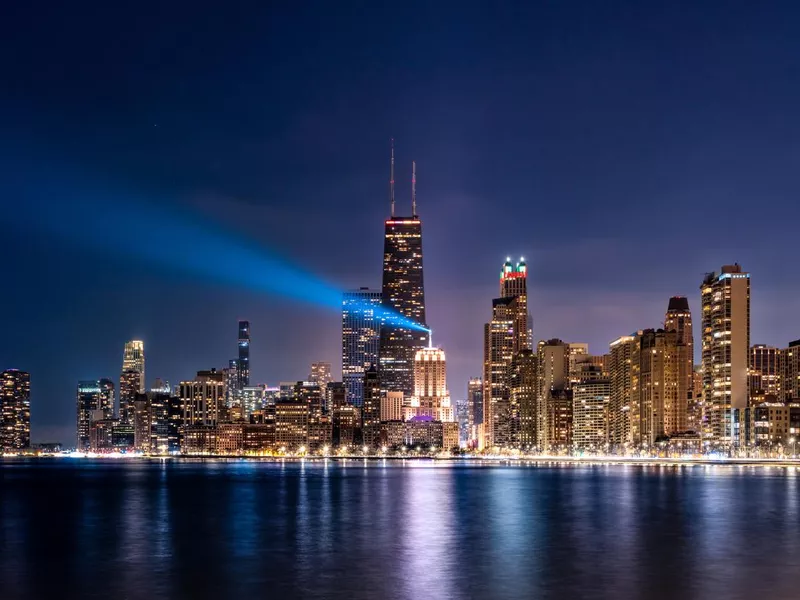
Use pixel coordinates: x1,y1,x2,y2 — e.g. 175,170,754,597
342,288,382,406
631,329,681,446
573,378,610,450
608,336,635,448
700,264,750,444
76,379,114,450
122,340,145,392
379,147,428,395
406,346,453,423
238,321,250,388
750,345,783,398
537,339,570,449
1,369,30,450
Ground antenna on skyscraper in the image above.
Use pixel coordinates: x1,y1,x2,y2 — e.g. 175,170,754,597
412,160,417,217
390,139,395,218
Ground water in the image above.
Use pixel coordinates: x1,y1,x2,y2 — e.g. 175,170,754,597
2,459,799,600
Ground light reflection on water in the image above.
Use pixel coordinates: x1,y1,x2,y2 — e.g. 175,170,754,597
1,459,799,600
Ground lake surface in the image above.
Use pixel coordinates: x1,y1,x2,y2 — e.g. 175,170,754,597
1,459,799,599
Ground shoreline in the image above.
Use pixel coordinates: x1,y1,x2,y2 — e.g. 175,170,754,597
4,454,800,468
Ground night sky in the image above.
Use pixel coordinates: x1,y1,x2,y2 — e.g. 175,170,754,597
2,1,800,444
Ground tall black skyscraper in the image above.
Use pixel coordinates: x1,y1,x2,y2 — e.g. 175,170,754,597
238,320,250,389
378,144,428,395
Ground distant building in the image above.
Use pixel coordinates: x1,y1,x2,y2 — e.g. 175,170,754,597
309,362,332,388
537,339,570,449
119,369,141,424
1,369,30,450
665,296,694,422
483,296,517,448
342,288,381,407
238,320,250,388
785,340,800,402
700,264,750,444
76,379,114,450
467,378,483,446
122,340,145,393
752,400,800,449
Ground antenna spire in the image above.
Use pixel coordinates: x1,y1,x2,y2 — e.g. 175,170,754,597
390,139,395,218
412,160,417,217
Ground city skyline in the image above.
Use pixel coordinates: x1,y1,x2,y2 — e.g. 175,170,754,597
3,3,800,446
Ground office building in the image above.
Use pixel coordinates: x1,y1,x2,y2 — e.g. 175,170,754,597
405,346,453,423
700,264,751,444
238,320,250,388
122,340,145,393
179,369,225,427
467,377,483,445
309,362,332,390
362,364,381,448
1,369,31,450
499,258,531,352
275,401,309,451
483,296,517,448
342,288,382,407
76,379,114,450
379,148,428,395
785,340,800,402
119,369,142,425
380,390,404,422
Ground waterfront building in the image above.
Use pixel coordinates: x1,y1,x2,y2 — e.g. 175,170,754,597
700,264,750,444
573,378,611,450
342,288,381,407
1,369,30,450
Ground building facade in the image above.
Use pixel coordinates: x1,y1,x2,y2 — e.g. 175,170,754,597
700,264,750,444
76,379,114,450
609,336,634,448
405,346,453,423
342,288,382,407
573,379,610,450
1,369,30,450
122,340,145,392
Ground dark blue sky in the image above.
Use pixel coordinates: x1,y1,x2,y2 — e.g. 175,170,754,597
2,1,800,443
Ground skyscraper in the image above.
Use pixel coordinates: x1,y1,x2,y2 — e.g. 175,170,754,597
362,364,381,448
608,335,635,449
379,145,428,395
784,340,800,402
342,288,382,406
483,296,516,448
238,321,250,388
406,346,454,423
536,339,570,449
179,369,225,427
1,369,30,450
119,369,142,424
700,264,751,444
76,379,114,450
122,340,145,392
511,349,537,449
631,329,684,447
665,296,693,428
500,258,531,352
